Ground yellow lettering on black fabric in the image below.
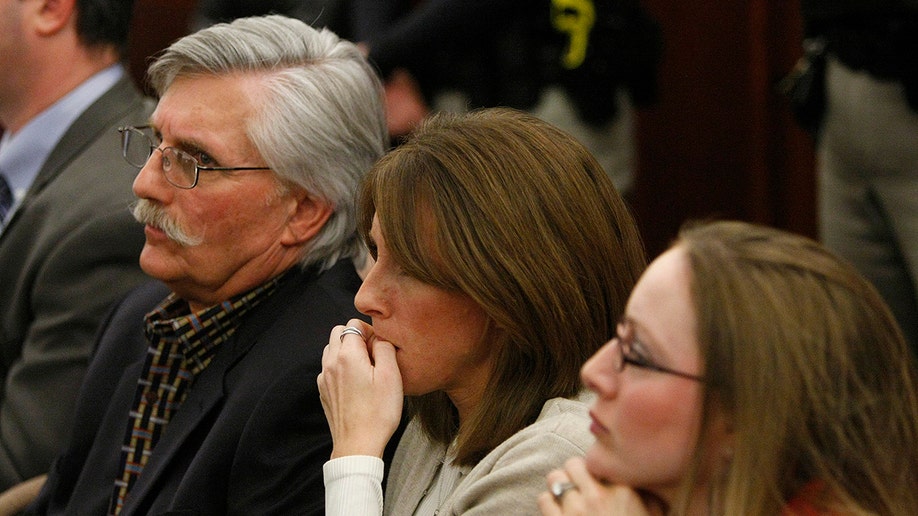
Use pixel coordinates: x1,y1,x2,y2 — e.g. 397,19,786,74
551,0,596,69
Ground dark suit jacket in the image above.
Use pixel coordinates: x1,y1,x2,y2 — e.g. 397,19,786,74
31,261,365,515
0,76,153,488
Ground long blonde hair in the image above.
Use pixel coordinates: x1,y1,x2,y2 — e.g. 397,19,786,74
673,221,918,515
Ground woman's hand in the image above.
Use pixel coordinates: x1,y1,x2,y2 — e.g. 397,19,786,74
317,319,404,459
537,457,660,516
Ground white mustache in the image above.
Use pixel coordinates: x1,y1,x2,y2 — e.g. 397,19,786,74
131,199,203,247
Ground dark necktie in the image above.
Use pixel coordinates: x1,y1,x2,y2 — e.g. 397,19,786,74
0,174,13,225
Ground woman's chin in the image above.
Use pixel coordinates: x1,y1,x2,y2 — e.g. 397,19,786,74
583,445,621,484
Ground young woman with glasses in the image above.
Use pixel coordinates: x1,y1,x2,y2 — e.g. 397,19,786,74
541,220,918,515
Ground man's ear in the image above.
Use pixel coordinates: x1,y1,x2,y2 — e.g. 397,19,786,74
281,189,334,247
30,0,76,36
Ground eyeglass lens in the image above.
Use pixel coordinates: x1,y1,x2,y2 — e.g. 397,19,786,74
161,149,199,188
120,127,198,188
613,318,703,381
614,322,632,373
121,127,154,168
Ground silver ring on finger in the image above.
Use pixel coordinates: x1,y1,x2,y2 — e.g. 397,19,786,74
339,326,364,342
550,481,577,501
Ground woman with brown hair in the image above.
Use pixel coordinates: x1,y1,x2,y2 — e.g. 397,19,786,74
541,220,918,515
318,107,646,514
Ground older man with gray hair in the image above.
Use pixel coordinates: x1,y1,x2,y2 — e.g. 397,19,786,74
25,15,387,515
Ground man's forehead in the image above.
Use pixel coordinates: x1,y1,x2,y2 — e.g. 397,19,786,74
152,74,257,124
149,80,256,152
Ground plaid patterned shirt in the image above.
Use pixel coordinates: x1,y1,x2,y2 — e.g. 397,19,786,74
107,274,286,515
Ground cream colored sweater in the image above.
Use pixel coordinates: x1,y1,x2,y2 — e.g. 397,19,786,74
324,392,594,515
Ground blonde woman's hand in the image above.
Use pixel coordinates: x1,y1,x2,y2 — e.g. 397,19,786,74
538,457,659,516
318,319,403,459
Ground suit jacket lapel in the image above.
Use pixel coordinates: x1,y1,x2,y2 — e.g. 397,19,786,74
120,331,251,515
31,77,140,194
119,269,311,514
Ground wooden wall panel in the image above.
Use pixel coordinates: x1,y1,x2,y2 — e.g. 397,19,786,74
631,0,816,257
127,0,199,93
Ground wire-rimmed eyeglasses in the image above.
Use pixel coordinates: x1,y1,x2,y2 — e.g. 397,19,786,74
612,318,704,382
118,125,270,189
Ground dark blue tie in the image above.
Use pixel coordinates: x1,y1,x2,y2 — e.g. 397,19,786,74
0,174,12,224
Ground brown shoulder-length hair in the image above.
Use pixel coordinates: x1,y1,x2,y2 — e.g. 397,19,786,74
357,108,645,465
673,220,918,515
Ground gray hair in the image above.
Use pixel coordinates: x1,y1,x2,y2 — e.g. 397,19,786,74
147,14,388,271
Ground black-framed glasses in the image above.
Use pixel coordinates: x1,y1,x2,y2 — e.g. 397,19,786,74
612,318,704,382
118,125,270,189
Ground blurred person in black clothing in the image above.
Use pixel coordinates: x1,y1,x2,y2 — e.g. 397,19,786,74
350,0,661,196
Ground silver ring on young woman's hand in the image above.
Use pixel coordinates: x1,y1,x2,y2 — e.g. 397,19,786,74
339,326,364,342
550,481,577,501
